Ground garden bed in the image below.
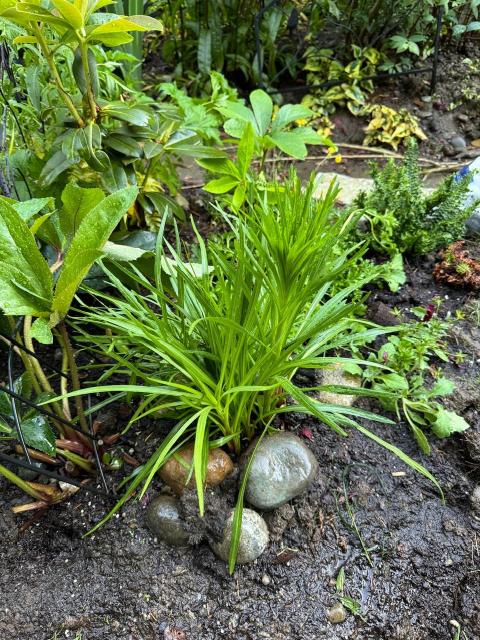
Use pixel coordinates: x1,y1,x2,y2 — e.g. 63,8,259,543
1,259,479,640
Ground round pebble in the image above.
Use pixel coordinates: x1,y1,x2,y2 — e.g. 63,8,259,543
327,603,347,624
145,495,189,547
211,508,269,564
244,432,319,510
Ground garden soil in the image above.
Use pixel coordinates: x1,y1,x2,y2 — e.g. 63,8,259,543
0,261,479,640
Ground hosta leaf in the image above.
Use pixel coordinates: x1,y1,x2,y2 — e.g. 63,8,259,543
20,414,56,456
53,186,138,317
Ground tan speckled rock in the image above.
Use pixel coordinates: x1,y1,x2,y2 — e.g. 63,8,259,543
160,444,234,495
211,508,269,564
316,363,361,407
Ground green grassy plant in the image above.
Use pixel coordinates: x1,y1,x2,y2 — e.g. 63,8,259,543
57,170,441,569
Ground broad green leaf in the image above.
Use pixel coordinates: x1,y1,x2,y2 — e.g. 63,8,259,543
59,183,105,248
430,378,455,397
237,122,255,177
249,89,273,137
232,183,246,210
51,0,83,28
30,317,53,344
103,240,150,262
102,104,150,126
430,409,469,438
197,27,212,75
410,422,430,454
204,176,239,194
268,131,308,159
15,3,68,26
20,414,56,456
88,14,162,38
39,150,78,187
0,196,52,221
380,373,409,391
53,187,138,317
271,104,311,132
91,32,133,46
0,199,53,316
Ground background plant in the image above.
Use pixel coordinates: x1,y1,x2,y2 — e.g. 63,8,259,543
353,304,469,452
351,139,478,257
147,0,302,89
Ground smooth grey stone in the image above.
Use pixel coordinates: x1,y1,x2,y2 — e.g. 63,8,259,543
470,485,480,514
244,432,319,510
145,495,189,547
451,135,467,152
466,210,480,233
211,508,269,564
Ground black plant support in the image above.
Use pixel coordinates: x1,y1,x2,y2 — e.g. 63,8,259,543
1,321,110,495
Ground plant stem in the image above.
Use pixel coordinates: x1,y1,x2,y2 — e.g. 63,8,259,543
78,40,97,122
0,463,48,501
23,316,64,420
32,24,85,127
55,329,72,421
58,321,89,434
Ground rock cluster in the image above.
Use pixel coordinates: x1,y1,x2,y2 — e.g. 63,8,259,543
146,432,319,565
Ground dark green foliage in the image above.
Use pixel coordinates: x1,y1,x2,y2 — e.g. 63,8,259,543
354,140,477,255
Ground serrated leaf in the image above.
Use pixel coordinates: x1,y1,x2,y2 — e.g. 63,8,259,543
430,409,469,438
430,378,455,397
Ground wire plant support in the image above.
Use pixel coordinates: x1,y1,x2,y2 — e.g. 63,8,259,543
0,319,110,497
254,1,444,96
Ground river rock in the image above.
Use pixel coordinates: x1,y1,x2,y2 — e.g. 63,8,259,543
244,432,318,510
327,603,347,623
160,445,234,495
316,363,361,407
470,486,480,514
211,508,269,564
145,495,189,546
451,135,467,152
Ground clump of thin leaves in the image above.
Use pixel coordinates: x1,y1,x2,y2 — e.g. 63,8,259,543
66,170,440,568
